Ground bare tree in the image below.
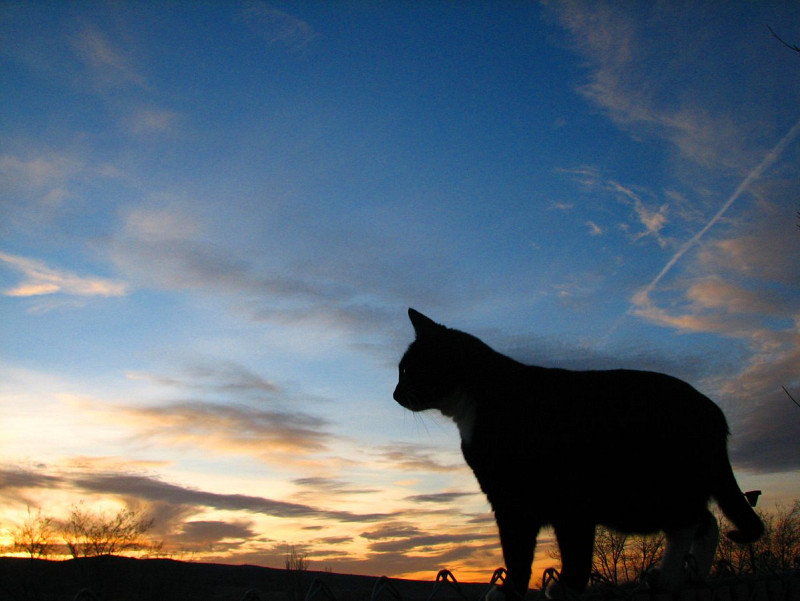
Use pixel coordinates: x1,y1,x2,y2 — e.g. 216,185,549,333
592,528,628,585
714,502,800,575
548,526,664,586
284,544,310,601
62,504,156,558
760,501,800,571
623,532,665,581
544,503,798,585
285,544,309,572
715,508,761,575
12,507,55,558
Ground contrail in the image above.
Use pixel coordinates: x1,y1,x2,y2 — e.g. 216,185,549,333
634,115,800,308
599,115,800,343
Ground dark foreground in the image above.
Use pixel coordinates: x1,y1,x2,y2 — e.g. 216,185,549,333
2,556,799,601
0,555,495,601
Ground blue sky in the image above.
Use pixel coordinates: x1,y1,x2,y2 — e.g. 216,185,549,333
1,0,799,581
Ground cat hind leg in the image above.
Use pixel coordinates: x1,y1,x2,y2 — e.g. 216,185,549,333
688,512,719,580
651,525,695,591
652,513,718,591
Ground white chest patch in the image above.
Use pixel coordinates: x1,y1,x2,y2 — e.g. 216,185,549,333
440,390,477,444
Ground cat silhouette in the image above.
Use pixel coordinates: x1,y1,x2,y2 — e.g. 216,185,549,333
394,309,763,599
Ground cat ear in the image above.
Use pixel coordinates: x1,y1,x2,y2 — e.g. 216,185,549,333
408,308,442,336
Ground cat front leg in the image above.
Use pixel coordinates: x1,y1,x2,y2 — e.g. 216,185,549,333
551,521,595,597
493,507,540,599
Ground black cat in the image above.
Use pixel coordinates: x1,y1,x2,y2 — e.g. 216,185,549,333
393,309,763,599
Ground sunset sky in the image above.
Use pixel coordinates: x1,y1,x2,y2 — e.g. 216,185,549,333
1,1,799,583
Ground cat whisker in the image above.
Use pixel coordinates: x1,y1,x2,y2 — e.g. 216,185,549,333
414,411,431,438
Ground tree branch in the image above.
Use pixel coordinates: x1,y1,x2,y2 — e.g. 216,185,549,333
782,385,800,409
767,25,800,55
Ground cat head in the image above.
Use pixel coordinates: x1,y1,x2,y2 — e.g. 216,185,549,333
393,308,470,413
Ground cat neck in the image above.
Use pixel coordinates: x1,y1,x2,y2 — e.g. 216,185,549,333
440,388,478,444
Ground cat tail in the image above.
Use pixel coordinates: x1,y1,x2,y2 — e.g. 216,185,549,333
713,462,764,544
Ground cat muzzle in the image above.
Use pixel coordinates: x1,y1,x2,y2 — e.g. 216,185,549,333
393,385,418,410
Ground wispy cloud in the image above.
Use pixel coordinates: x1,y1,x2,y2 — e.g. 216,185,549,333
405,492,478,504
724,330,800,473
554,165,602,189
557,169,673,248
173,519,257,548
365,532,492,555
71,22,148,90
0,465,391,525
0,153,79,191
68,20,181,139
585,221,603,236
237,2,318,52
60,391,336,462
0,151,126,236
373,443,463,473
546,3,765,172
602,181,670,246
110,203,404,341
123,401,335,456
127,361,280,396
112,204,321,297
0,466,63,506
126,106,181,135
685,277,791,318
0,251,127,299
62,357,340,460
293,477,379,498
361,523,424,541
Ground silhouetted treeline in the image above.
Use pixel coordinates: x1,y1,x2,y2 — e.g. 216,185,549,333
549,501,800,585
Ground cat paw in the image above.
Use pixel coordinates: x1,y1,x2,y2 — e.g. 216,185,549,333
644,568,682,592
644,568,661,589
485,586,506,601
545,581,566,600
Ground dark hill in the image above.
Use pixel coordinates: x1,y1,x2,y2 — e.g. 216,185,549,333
0,555,496,601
